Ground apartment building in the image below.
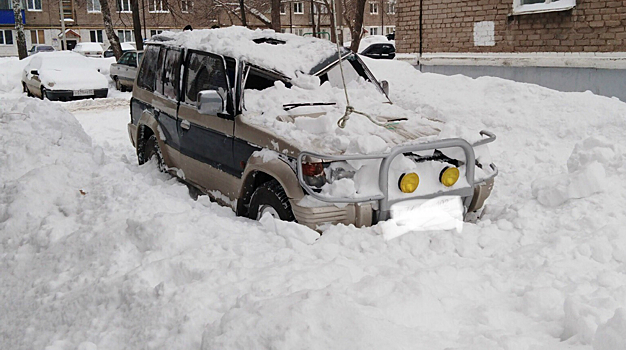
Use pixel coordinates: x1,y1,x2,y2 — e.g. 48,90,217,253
0,0,218,56
395,0,626,101
0,0,396,56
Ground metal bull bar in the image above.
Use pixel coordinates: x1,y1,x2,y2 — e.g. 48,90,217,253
296,131,497,222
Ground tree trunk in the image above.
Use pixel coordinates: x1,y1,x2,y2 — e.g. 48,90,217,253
99,0,123,60
239,0,247,27
271,0,281,32
349,0,366,53
310,0,315,37
131,0,143,50
12,0,27,59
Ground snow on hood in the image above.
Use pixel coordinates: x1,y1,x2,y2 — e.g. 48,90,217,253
152,26,341,78
40,68,108,90
243,68,443,156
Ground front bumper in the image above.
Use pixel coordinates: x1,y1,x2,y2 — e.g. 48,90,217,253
45,88,108,101
294,131,498,227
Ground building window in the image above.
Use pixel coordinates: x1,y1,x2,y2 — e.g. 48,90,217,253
293,2,303,14
150,29,163,36
512,0,575,15
116,0,131,12
30,29,45,44
181,0,192,12
369,2,378,14
27,0,41,11
280,3,285,14
90,29,103,42
369,27,378,35
87,0,101,12
0,30,13,45
294,28,304,36
117,30,134,42
386,1,395,14
149,0,168,12
385,26,394,35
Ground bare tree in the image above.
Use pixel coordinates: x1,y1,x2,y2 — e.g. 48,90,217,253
98,0,122,59
130,0,143,50
349,0,366,52
12,0,27,59
271,0,281,31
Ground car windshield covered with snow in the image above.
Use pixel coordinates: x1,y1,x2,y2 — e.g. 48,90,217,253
128,27,497,230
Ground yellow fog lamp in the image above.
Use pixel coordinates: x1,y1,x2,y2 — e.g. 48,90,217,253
398,172,419,193
440,166,460,187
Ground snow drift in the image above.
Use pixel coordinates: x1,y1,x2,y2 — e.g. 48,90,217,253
1,55,626,350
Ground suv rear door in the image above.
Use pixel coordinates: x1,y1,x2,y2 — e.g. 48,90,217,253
134,44,183,170
177,50,238,194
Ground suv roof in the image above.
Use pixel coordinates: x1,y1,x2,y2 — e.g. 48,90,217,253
150,27,347,79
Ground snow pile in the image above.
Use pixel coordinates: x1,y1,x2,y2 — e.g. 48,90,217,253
531,137,614,207
593,308,626,350
0,56,31,95
3,56,626,350
154,26,341,78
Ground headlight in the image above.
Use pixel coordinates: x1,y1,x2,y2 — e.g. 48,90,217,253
398,172,419,193
47,81,55,87
440,166,460,187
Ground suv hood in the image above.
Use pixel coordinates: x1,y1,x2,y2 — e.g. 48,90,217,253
240,78,443,156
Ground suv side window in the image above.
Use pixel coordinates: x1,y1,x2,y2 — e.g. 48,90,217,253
137,45,160,92
162,49,183,100
155,47,167,95
185,51,229,106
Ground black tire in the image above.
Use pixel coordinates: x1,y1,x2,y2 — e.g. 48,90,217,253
23,82,32,97
114,77,125,92
248,180,295,221
139,134,166,172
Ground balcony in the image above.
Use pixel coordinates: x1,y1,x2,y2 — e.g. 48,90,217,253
0,9,26,25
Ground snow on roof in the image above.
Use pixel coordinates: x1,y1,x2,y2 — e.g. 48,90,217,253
152,26,341,78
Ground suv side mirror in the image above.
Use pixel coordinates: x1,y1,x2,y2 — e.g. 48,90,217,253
381,80,389,95
30,69,39,75
197,90,224,115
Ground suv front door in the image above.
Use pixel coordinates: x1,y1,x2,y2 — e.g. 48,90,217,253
178,50,238,195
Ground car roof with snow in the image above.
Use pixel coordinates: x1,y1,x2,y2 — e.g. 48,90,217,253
150,26,349,79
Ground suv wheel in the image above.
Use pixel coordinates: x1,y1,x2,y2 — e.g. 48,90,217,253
249,180,295,221
140,134,166,172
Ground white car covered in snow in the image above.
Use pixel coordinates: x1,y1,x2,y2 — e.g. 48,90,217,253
21,51,109,101
72,42,104,57
128,27,497,229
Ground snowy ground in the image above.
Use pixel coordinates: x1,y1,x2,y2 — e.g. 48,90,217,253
2,55,626,350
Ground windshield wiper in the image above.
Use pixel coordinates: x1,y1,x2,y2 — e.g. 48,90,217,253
282,102,336,111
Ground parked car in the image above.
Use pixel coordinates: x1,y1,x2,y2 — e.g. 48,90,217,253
28,44,55,55
128,27,497,228
22,51,108,101
73,42,104,57
360,42,396,59
104,42,136,58
110,51,142,91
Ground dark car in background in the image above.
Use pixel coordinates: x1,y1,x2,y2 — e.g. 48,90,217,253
28,44,55,55
360,43,396,60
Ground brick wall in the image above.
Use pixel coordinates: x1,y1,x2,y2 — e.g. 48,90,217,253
397,0,626,54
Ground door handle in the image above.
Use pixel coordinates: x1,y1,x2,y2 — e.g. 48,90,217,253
180,119,191,130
